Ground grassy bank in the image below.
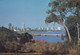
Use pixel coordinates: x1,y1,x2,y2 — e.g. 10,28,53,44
20,42,80,55
0,42,79,55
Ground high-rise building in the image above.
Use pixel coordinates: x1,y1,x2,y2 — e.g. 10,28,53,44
8,23,12,30
22,24,25,29
47,27,49,30
22,24,26,31
51,26,54,30
57,27,61,30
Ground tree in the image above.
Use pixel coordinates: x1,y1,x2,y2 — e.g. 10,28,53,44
45,0,72,42
64,0,80,43
66,16,80,43
45,0,80,42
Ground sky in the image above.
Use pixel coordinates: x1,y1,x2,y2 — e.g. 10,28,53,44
0,0,64,29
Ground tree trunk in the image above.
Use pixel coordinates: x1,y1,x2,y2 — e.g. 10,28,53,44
77,23,79,40
63,22,72,42
77,23,80,45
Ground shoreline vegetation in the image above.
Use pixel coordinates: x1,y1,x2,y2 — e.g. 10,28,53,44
0,27,80,55
27,30,64,32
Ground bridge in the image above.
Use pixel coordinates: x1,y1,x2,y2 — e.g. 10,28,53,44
32,34,65,37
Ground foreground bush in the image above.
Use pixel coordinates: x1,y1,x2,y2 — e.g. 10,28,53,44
0,27,33,52
42,42,80,55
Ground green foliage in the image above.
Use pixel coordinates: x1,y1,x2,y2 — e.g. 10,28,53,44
46,0,80,24
45,13,58,23
45,0,73,42
20,33,33,44
66,0,80,16
66,16,80,43
46,0,80,43
66,16,80,26
45,0,69,25
46,0,80,25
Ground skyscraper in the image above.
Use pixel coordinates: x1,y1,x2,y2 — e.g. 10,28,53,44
22,24,25,30
57,27,61,30
51,26,54,30
8,23,12,30
22,24,25,31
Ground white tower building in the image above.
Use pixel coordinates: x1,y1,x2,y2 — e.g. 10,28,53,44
58,27,61,30
22,24,25,31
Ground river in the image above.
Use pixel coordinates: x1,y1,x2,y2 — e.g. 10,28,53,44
29,31,66,43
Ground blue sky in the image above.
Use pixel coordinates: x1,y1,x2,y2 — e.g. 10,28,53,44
0,0,64,29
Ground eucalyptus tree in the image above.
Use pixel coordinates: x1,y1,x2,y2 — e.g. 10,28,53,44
45,0,72,42
63,0,80,42
66,16,80,43
45,0,80,42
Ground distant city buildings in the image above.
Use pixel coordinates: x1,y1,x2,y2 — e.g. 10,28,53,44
8,23,63,33
51,26,54,30
22,24,25,30
8,23,12,30
57,27,61,30
47,27,49,31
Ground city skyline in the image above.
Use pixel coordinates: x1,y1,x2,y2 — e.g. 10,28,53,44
8,23,62,30
0,0,64,29
8,23,63,33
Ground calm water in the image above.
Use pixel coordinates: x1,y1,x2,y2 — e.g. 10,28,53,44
29,31,66,43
